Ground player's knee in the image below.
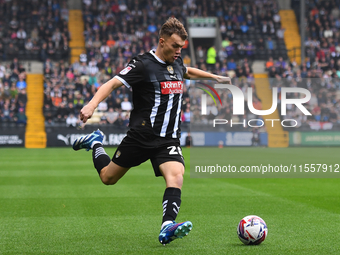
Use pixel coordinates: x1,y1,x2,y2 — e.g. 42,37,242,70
175,172,184,182
101,176,118,185
174,166,185,179
169,170,184,188
176,165,185,177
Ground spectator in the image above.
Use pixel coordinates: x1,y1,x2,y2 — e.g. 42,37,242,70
30,27,39,42
196,46,205,63
7,43,18,59
17,28,27,40
16,74,27,90
10,58,20,71
66,113,79,127
113,114,124,127
25,38,34,52
261,20,269,34
1,104,12,122
183,55,191,67
273,11,281,24
0,43,5,60
43,103,55,124
246,42,255,59
225,43,235,56
17,88,27,105
183,108,191,123
257,38,265,50
14,108,27,126
98,99,108,112
206,46,217,71
106,34,116,48
275,57,287,72
74,92,85,111
105,107,117,124
265,37,277,51
100,42,110,59
227,58,237,70
240,22,249,33
221,37,231,48
185,132,192,147
276,25,285,40
237,43,247,57
147,22,157,33
121,97,132,111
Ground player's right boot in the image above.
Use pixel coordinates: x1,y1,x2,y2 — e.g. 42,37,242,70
72,129,104,151
159,221,193,245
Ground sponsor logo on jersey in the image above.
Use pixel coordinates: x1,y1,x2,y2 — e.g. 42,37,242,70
167,65,174,74
160,81,183,94
120,66,132,75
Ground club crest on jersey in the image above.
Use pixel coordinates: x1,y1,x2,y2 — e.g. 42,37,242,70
115,150,121,158
167,65,174,74
120,66,132,75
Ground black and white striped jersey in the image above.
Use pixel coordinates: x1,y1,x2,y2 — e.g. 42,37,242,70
114,50,187,139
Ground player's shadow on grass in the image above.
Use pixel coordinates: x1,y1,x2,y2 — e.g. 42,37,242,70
230,243,268,247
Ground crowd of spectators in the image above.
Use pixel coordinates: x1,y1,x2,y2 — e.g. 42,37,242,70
42,0,270,129
303,0,340,66
42,55,133,128
266,57,340,130
41,0,183,128
194,0,340,131
50,0,276,130
0,0,70,62
4,0,339,132
0,0,280,129
184,0,284,131
214,0,286,61
0,58,28,126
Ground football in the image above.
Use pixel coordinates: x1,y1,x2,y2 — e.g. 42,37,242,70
237,215,268,245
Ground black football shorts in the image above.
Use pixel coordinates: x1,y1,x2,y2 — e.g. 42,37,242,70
111,135,185,177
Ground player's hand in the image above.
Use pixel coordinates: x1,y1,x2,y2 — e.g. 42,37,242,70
79,104,96,123
215,76,231,84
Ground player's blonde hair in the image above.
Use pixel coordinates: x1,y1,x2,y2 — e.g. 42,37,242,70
159,17,188,40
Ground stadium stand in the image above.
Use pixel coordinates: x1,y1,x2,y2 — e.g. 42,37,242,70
63,0,278,129
1,0,284,132
2,0,340,147
0,0,70,62
265,0,340,132
0,59,28,127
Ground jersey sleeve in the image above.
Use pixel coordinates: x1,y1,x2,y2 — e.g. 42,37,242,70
183,65,188,75
114,58,144,88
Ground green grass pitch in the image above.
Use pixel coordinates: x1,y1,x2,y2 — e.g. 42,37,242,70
1,147,340,254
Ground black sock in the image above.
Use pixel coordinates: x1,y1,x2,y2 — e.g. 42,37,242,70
162,187,181,224
92,144,111,175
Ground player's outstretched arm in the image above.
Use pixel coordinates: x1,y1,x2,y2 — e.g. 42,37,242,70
79,77,123,123
184,67,231,84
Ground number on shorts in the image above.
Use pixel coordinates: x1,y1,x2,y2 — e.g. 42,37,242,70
167,146,183,156
167,146,178,155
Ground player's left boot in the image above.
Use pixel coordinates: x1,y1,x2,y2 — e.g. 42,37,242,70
72,129,104,151
159,221,193,245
